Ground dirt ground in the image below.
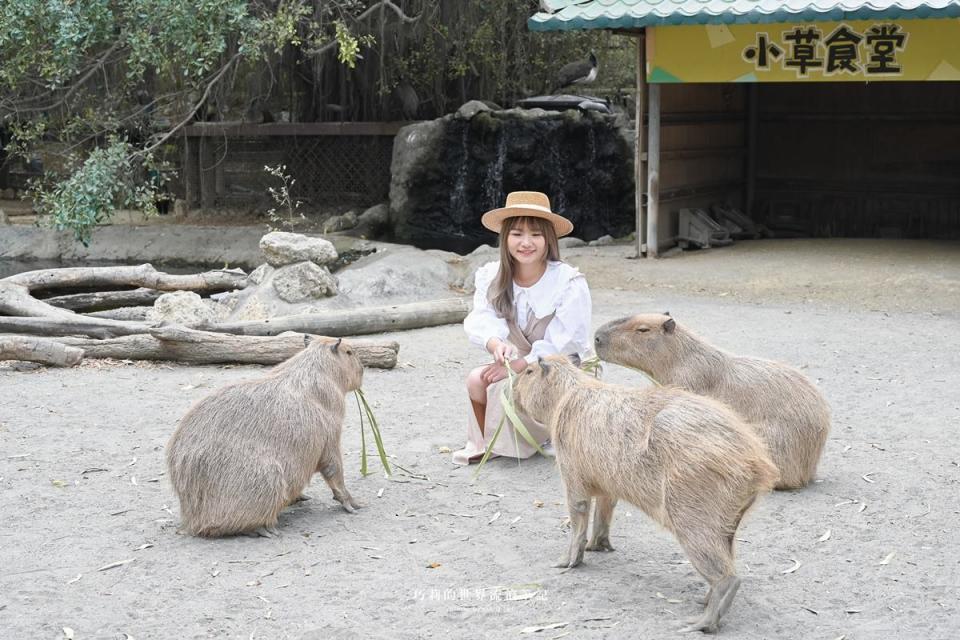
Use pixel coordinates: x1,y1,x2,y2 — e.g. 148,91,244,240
1,239,959,639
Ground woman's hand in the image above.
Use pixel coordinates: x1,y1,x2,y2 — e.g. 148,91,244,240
486,338,516,365
480,357,527,384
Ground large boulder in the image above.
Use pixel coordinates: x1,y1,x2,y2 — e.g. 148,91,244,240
260,231,338,267
271,261,338,303
335,247,455,306
388,108,636,253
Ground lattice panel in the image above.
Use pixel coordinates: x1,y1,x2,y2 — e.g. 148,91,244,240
285,135,393,205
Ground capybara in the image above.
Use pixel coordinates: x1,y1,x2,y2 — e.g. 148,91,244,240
594,314,831,490
166,337,363,537
512,355,778,633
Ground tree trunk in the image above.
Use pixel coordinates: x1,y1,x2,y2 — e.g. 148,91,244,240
0,316,153,339
0,336,84,367
86,307,153,321
2,264,247,293
43,288,165,312
205,298,469,337
35,329,399,367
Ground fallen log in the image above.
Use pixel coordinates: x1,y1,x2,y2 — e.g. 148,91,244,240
2,264,247,293
204,298,470,337
86,306,153,321
38,329,399,368
0,316,154,339
0,336,84,367
43,288,165,312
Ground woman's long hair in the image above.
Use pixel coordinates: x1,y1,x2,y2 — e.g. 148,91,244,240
488,216,561,322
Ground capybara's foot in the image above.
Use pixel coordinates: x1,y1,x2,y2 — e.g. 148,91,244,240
248,525,280,538
585,534,615,552
293,494,311,503
553,554,583,569
679,576,740,634
553,541,586,569
334,492,361,513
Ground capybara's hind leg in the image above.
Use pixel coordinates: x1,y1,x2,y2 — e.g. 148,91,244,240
674,528,739,634
586,495,617,552
555,482,591,569
318,449,361,513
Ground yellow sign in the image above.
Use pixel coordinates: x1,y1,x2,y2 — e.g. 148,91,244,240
647,19,960,82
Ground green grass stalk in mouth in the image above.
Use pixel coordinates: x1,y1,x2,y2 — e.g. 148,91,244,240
355,389,392,476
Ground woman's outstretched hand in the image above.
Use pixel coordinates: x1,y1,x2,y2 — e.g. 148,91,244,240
487,338,517,365
480,356,527,384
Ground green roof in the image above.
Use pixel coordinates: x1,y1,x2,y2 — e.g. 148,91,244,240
529,0,960,30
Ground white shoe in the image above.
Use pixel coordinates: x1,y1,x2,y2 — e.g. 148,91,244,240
540,441,556,458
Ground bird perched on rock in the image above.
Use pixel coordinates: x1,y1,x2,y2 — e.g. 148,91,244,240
553,51,598,93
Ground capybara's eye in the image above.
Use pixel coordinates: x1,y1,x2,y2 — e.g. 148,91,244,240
525,369,533,375
346,349,353,355
636,327,650,333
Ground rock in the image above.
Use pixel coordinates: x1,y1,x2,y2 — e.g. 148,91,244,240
260,231,338,267
247,264,274,285
455,100,493,120
349,203,389,239
271,261,338,302
559,237,586,248
388,118,448,244
322,211,359,234
335,248,453,305
589,234,614,246
388,110,635,252
173,199,189,220
470,243,497,255
148,291,220,325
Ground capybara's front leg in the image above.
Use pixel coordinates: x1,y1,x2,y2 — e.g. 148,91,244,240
586,495,617,552
554,488,590,569
318,450,361,513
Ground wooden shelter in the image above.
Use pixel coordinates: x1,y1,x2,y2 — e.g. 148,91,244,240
531,0,960,257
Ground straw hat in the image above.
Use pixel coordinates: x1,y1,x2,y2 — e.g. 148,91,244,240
481,191,573,237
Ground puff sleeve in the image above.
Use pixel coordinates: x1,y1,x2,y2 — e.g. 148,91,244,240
463,262,509,351
525,274,592,364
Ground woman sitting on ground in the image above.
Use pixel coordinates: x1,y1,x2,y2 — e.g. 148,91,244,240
452,191,593,465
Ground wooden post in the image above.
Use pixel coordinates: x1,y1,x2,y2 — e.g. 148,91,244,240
214,141,226,198
183,134,197,208
635,32,647,258
646,82,661,258
745,84,759,219
199,135,216,210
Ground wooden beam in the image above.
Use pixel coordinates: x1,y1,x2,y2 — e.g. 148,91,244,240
647,82,661,259
635,32,647,258
183,122,410,137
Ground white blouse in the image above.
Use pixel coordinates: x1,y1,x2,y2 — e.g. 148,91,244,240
464,260,593,363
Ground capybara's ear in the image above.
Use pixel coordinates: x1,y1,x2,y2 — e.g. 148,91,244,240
663,318,676,333
331,337,342,353
663,310,671,316
538,356,551,375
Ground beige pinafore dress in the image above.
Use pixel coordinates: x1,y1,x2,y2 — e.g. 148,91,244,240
453,310,578,464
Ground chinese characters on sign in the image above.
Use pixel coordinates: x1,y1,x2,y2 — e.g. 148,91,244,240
742,23,908,77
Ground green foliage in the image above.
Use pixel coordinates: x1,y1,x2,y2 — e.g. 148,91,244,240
0,0,635,244
34,139,158,246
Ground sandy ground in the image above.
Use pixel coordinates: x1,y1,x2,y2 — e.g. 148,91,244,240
2,239,959,639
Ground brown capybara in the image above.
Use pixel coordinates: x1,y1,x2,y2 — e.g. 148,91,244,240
512,355,778,634
594,314,831,490
166,337,363,537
